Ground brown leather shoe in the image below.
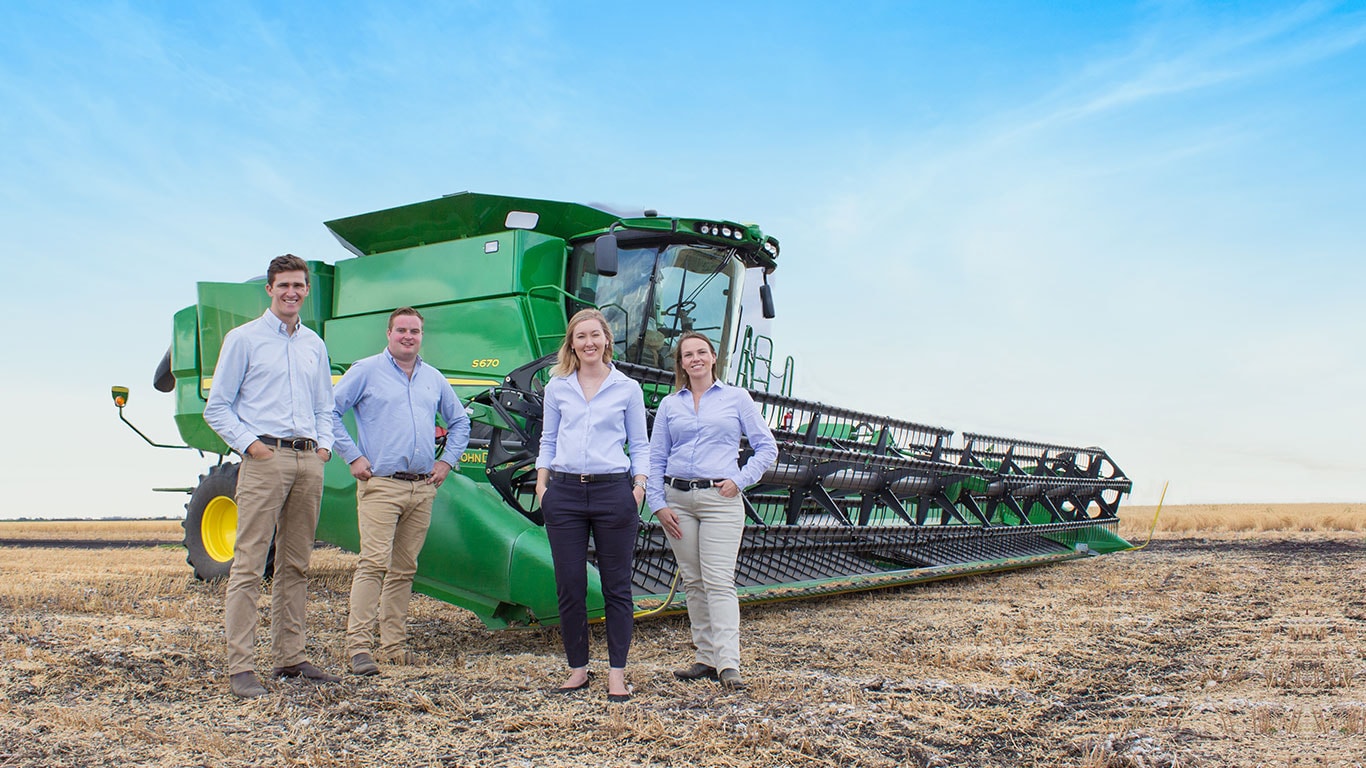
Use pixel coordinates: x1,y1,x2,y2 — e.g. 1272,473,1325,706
719,668,745,690
350,653,379,676
673,662,719,681
272,661,341,682
229,671,268,698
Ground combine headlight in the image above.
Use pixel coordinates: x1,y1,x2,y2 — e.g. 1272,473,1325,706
694,221,749,241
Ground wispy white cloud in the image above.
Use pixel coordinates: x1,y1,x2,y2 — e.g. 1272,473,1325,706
1014,1,1366,135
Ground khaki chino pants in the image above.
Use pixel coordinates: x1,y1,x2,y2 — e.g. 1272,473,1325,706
225,448,325,675
665,485,745,672
345,477,436,658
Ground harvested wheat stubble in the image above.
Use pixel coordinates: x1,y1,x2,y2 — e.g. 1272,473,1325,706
1,517,1364,767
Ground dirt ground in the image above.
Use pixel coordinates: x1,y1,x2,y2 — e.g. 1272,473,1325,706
1,513,1362,767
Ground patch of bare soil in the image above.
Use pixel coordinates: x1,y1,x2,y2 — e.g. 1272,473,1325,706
2,527,1363,767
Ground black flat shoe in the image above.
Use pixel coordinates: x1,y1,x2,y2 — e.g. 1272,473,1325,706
607,692,631,703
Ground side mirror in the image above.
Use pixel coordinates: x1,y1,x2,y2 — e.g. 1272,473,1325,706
760,282,776,319
593,233,619,277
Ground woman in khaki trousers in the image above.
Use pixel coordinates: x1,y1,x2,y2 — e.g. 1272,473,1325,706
645,331,778,689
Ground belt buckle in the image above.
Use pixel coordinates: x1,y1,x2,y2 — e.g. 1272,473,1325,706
689,480,702,490
579,473,590,483
290,438,308,451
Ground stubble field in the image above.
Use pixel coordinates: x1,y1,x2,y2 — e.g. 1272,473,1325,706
1,504,1363,767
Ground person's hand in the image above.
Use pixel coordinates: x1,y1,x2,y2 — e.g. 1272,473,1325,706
536,483,547,505
717,479,740,498
428,461,453,488
317,447,331,463
656,507,683,539
349,456,373,480
245,440,273,460
632,484,646,508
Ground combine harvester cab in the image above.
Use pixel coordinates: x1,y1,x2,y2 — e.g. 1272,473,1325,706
133,191,1132,630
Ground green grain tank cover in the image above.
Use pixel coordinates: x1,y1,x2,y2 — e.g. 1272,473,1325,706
325,192,620,256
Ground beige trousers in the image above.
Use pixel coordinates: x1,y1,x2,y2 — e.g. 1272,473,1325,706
225,448,324,675
665,485,745,672
345,477,436,658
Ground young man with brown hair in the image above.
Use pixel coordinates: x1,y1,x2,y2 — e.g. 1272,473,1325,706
204,254,340,698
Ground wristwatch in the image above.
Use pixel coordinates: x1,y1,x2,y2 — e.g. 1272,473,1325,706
632,480,646,488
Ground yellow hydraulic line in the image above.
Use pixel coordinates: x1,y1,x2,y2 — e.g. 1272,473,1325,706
1126,481,1168,551
633,569,682,618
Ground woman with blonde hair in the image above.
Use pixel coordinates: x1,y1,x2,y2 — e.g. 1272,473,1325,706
646,331,777,690
535,309,649,702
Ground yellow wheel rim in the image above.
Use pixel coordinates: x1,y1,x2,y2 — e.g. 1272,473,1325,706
202,495,238,563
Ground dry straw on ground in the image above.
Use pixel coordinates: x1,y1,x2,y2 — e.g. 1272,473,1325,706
2,507,1364,767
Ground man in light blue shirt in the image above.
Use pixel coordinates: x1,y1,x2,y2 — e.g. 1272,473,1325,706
204,254,339,698
331,307,471,675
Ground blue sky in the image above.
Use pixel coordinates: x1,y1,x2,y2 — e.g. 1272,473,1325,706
1,1,1362,519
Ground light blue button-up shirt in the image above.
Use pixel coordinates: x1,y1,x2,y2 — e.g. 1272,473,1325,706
205,309,335,455
646,380,778,512
330,349,471,476
536,365,649,476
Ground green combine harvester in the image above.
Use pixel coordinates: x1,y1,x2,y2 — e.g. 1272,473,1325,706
114,192,1133,630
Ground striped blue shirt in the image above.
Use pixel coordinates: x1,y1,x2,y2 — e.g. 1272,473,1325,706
646,380,778,512
536,365,649,476
330,349,471,476
204,309,335,455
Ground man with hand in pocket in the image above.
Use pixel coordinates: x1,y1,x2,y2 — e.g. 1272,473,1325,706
204,253,339,698
331,307,470,676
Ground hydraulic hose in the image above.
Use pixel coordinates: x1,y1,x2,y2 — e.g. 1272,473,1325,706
633,569,682,618
1126,481,1168,551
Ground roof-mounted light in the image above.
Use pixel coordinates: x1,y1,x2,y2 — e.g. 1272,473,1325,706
694,220,750,241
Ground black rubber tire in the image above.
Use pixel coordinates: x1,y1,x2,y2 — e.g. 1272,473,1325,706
153,347,175,392
182,463,275,581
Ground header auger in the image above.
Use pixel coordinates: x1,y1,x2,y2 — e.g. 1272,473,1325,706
114,190,1133,629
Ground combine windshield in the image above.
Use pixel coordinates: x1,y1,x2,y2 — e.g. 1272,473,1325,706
568,241,743,370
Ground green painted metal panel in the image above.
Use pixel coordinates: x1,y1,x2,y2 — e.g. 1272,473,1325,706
325,192,618,256
332,230,567,320
324,297,546,398
170,305,198,379
173,378,227,453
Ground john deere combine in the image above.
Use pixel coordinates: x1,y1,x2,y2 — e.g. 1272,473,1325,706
116,192,1132,629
